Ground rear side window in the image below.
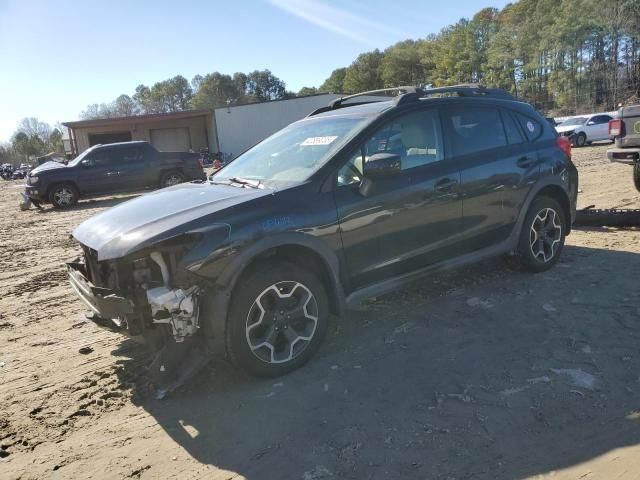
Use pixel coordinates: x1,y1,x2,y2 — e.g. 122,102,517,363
590,115,612,125
502,111,525,145
516,113,543,141
443,106,507,156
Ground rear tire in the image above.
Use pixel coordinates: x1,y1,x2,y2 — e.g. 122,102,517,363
160,171,184,188
49,183,78,209
512,196,566,273
226,262,329,377
633,164,640,193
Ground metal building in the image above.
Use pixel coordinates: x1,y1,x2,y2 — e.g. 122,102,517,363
213,93,344,159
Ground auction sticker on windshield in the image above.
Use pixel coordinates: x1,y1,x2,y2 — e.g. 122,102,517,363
301,136,338,146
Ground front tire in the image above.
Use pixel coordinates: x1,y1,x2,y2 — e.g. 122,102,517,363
49,183,78,209
226,262,329,377
573,132,587,147
512,196,566,273
633,164,640,192
160,171,184,188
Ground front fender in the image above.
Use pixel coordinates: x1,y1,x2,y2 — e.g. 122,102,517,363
196,231,346,357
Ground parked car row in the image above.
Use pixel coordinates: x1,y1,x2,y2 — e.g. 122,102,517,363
2,163,32,180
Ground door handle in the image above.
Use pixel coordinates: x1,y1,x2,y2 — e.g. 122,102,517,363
435,178,458,192
517,156,533,168
106,171,120,176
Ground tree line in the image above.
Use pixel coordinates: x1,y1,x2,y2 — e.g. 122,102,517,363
1,118,64,165
314,0,640,114
80,69,292,119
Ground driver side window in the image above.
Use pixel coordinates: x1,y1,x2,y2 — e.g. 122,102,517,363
84,151,111,167
337,109,443,186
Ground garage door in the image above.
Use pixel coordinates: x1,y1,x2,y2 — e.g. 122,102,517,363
150,127,191,151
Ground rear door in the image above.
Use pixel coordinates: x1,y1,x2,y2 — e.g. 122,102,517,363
441,105,539,253
334,107,463,289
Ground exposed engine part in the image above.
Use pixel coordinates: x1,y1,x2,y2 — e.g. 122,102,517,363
150,251,170,286
146,286,200,342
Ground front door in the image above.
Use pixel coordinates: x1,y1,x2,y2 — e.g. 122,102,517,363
334,108,463,290
77,150,126,195
586,115,613,141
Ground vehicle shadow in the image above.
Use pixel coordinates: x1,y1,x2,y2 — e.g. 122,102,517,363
115,244,640,479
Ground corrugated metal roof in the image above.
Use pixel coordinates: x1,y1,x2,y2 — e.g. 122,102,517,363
63,109,212,128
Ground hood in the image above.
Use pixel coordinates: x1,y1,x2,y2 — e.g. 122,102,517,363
73,182,273,260
30,161,69,174
555,125,579,134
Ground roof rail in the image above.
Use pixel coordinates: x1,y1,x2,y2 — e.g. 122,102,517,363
307,86,418,117
308,84,516,116
406,84,516,102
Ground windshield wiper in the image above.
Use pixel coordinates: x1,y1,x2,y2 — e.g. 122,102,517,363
229,177,263,189
209,176,265,189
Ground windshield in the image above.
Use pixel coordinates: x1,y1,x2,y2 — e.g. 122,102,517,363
67,146,99,166
213,114,370,187
559,117,587,127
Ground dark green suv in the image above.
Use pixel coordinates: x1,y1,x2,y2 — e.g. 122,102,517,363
67,85,578,394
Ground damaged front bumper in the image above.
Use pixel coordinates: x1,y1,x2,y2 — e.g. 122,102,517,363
67,261,133,328
67,258,212,398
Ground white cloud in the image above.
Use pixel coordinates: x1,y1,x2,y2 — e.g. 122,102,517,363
267,0,404,45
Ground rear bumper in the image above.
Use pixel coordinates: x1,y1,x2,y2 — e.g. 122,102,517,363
607,148,640,165
67,261,133,319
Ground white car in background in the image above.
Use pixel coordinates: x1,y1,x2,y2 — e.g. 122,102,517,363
555,113,613,147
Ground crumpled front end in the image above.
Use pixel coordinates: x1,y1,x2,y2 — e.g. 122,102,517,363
67,242,212,397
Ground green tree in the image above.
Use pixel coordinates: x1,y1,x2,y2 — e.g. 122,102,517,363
342,50,384,93
246,70,287,102
48,128,64,153
190,72,245,109
319,68,347,93
297,86,319,96
380,40,427,87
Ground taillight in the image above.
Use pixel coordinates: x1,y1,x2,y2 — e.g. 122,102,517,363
556,136,571,159
609,119,624,137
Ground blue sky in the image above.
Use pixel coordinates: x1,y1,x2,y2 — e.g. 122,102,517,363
0,0,511,142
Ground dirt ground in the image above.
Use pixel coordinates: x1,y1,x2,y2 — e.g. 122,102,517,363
1,143,639,480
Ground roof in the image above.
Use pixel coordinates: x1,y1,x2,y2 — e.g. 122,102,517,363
311,100,394,118
91,140,149,149
308,85,522,117
63,109,212,128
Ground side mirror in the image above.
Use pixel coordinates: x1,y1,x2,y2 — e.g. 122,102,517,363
359,153,402,197
80,159,91,167
362,153,402,180
587,121,595,126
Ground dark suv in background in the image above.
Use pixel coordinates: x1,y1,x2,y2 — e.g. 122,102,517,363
23,141,205,208
66,85,578,393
